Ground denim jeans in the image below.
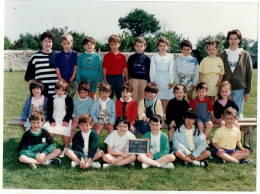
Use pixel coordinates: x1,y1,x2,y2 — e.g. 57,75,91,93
231,89,245,119
107,74,124,100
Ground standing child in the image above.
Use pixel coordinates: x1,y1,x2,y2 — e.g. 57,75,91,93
43,80,73,158
102,116,136,168
212,107,252,165
214,81,239,127
20,80,48,132
150,37,174,119
18,111,62,169
55,33,78,98
65,114,104,169
127,37,151,103
115,83,138,133
91,83,116,137
76,37,103,101
166,84,190,150
173,109,211,167
190,82,215,145
199,40,225,105
174,40,199,102
103,34,129,100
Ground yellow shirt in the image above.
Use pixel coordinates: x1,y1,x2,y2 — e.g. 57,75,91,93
185,128,195,152
212,125,241,150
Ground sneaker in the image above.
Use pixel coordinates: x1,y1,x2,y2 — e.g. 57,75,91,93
208,156,213,160
28,163,37,170
142,163,151,169
130,162,135,166
103,163,113,168
241,159,253,165
182,161,189,166
160,163,174,169
50,158,61,165
200,160,209,167
91,162,101,168
221,159,227,164
59,149,66,158
71,161,79,168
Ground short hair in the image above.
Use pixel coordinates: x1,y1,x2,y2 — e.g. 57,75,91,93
205,40,220,48
157,37,170,48
184,109,197,120
29,80,44,96
227,29,242,45
55,80,68,92
61,33,73,43
135,37,147,46
181,40,192,49
115,116,130,129
223,107,237,118
120,83,133,93
144,83,159,94
40,31,55,42
174,84,186,93
196,82,208,91
108,34,121,44
99,83,112,93
83,36,96,46
78,82,90,92
29,111,44,122
78,114,93,125
150,114,163,124
218,81,232,100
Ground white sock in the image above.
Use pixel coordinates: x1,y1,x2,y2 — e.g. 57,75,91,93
44,160,51,165
193,160,200,166
156,163,162,167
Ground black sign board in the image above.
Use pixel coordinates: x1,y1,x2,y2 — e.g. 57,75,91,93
128,139,149,154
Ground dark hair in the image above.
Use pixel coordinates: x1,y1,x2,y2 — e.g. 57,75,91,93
217,81,232,100
29,111,44,122
99,83,112,93
223,107,237,118
227,29,242,45
108,34,121,43
196,82,208,91
181,40,192,49
177,109,200,136
40,31,55,42
149,114,163,124
205,40,220,48
29,80,44,96
78,114,93,125
83,36,96,46
78,82,90,92
115,116,130,129
157,37,170,48
174,84,186,94
144,83,159,94
120,83,133,93
55,80,68,92
135,37,147,46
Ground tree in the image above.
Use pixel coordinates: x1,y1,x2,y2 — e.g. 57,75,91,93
47,26,68,51
14,33,41,50
70,31,86,52
118,9,160,37
4,36,14,50
119,31,135,52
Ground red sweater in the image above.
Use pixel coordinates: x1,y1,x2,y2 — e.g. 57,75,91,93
102,51,127,75
116,98,137,125
190,97,213,112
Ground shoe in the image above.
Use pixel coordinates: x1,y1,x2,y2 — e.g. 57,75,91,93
221,159,227,164
160,163,174,169
208,156,213,160
28,163,37,170
59,149,66,158
71,161,79,168
103,163,113,168
200,160,209,167
182,161,189,166
142,163,151,169
91,162,101,168
130,162,135,166
50,158,61,165
241,159,253,165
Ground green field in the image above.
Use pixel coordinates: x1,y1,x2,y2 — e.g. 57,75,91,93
2,70,257,191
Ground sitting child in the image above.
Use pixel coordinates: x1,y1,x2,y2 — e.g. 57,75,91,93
102,116,136,168
18,111,62,169
172,109,211,167
212,107,253,165
65,114,104,169
137,114,175,169
91,83,116,137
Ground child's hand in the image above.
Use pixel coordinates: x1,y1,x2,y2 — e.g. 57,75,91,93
50,122,56,127
121,152,130,158
143,138,150,143
169,120,176,128
241,147,250,154
80,158,85,168
36,153,46,164
84,161,91,169
146,152,153,159
168,83,173,89
59,78,66,83
130,125,135,132
69,77,74,83
19,121,25,127
188,154,195,160
217,148,225,155
216,81,221,87
95,122,102,129
144,118,150,123
62,121,69,127
151,81,157,86
190,85,195,91
97,82,101,88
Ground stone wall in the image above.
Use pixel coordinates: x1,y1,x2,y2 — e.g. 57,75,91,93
4,50,182,71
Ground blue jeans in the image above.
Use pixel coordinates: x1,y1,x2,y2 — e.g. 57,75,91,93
107,75,124,100
231,89,245,119
134,120,150,134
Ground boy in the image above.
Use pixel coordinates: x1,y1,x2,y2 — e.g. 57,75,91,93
70,82,94,145
55,33,78,98
212,107,252,165
137,114,175,169
25,31,58,98
102,116,136,167
65,114,104,169
166,84,190,150
173,40,199,102
190,82,215,145
137,83,163,135
103,34,129,99
127,37,151,103
18,111,62,169
115,83,137,133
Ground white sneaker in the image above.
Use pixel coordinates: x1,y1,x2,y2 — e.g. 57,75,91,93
59,148,66,158
130,162,135,166
28,163,37,170
160,163,174,169
142,163,151,169
103,163,113,168
71,161,79,168
91,162,101,168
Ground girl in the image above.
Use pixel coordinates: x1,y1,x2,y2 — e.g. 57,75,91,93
172,109,211,167
43,80,73,158
214,81,239,127
20,80,48,132
199,40,225,105
91,83,116,137
149,37,174,119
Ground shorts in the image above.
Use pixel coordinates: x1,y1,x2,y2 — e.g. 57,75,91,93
213,148,237,156
197,113,212,123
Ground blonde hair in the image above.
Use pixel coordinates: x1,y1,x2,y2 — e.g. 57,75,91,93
61,33,73,43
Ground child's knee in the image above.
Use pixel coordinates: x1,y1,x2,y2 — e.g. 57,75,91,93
168,154,176,161
130,154,136,161
18,155,26,163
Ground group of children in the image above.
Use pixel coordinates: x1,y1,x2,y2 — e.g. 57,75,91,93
18,31,253,170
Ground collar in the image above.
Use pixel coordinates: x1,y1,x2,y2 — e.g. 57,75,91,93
120,97,132,103
85,51,94,54
53,94,67,99
62,49,72,54
79,96,88,101
195,96,208,103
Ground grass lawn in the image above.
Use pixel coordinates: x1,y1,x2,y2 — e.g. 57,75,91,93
2,70,257,191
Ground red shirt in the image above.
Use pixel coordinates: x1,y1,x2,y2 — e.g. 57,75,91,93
116,98,138,125
102,51,127,75
189,97,213,112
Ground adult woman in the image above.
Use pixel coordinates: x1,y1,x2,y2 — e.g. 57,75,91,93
219,29,253,119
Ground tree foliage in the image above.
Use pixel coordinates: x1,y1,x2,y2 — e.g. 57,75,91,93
4,36,14,50
14,33,40,50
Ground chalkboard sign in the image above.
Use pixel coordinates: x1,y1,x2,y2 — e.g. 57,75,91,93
127,139,149,154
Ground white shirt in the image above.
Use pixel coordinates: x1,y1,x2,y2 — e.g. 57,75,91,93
150,131,161,154
81,130,91,155
225,48,243,73
99,98,109,110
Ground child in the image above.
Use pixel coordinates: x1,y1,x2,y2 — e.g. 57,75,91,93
102,116,136,167
172,109,211,167
55,33,78,98
70,82,94,145
115,83,138,133
43,80,73,158
199,40,225,105
76,36,103,101
65,114,104,169
150,37,174,119
91,83,116,137
127,37,151,103
174,40,199,102
214,81,239,127
166,84,190,149
190,82,215,145
18,111,62,169
103,34,129,100
20,80,48,132
212,107,252,165
137,114,175,169
25,31,58,99
137,83,163,135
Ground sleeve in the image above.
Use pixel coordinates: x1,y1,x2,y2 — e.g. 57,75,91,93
24,56,35,81
231,100,239,113
189,99,196,111
115,100,121,118
199,59,205,73
76,55,82,83
173,58,179,84
207,99,213,112
122,54,127,68
236,128,241,142
102,53,109,69
244,52,253,94
127,55,134,78
193,58,199,85
73,52,78,66
129,101,138,125
138,99,146,120
72,132,84,159
18,133,37,159
155,99,164,119
168,54,174,83
43,130,56,155
97,55,103,82
88,99,94,115
104,133,113,147
54,53,60,69
192,133,207,158
47,97,55,123
72,99,77,117
153,133,169,160
219,58,225,75
21,97,31,122
91,100,99,124
43,97,48,120
213,100,220,119
146,56,151,82
63,97,73,122
109,100,116,125
149,55,156,82
88,131,99,159
212,129,221,143
172,129,191,156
